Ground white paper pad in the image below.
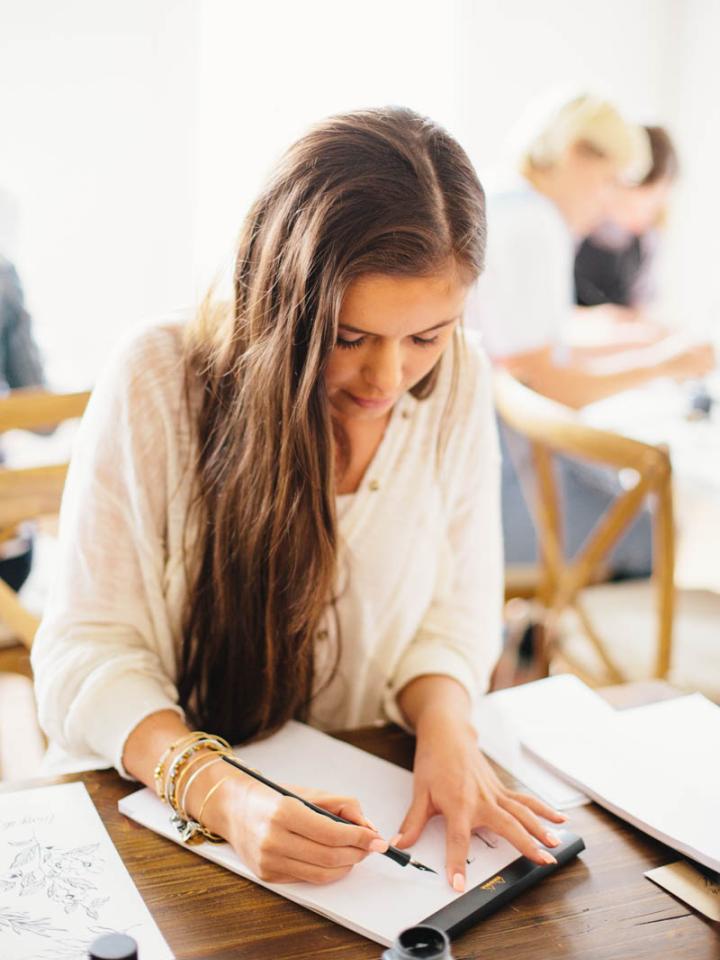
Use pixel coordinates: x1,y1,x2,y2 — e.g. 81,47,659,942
0,781,173,960
474,675,614,809
119,721,541,947
522,692,720,873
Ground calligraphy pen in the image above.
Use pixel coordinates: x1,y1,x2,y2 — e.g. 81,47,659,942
221,753,436,874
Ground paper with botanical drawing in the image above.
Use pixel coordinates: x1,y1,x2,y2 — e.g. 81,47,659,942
120,721,564,947
0,781,173,960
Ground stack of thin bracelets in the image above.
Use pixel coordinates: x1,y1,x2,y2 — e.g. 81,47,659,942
153,732,233,845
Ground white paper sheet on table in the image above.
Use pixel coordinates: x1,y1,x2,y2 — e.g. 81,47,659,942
522,692,720,873
119,721,548,947
473,675,615,809
0,781,173,960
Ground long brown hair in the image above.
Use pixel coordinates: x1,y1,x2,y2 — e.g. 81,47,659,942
179,107,486,744
641,126,679,186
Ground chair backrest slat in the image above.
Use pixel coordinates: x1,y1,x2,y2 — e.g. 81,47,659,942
0,390,91,649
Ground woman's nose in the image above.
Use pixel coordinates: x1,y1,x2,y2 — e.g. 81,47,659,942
364,341,403,395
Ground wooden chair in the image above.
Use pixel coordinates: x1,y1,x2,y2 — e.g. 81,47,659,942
0,389,90,780
494,368,675,685
0,389,90,649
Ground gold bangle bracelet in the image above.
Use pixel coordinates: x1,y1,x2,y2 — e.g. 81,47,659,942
178,754,224,821
164,738,230,812
153,731,216,800
174,749,222,812
198,774,232,826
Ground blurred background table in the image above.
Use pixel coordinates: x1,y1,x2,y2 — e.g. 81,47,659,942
582,375,720,593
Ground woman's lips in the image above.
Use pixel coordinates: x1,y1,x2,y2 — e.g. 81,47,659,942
347,392,395,410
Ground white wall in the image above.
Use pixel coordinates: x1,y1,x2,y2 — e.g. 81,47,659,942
0,0,715,386
659,0,720,335
191,0,465,293
0,0,198,387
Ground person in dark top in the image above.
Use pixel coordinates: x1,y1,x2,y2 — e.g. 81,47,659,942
575,126,678,316
0,253,46,591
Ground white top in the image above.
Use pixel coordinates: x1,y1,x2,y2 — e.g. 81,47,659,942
32,321,503,777
466,177,574,358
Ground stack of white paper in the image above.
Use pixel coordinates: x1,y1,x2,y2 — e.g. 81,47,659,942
473,674,614,808
521,692,720,873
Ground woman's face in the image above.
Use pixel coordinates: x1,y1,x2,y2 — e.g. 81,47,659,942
554,143,622,236
608,177,673,235
325,265,469,423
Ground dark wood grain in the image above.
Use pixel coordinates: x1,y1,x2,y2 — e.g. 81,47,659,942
2,686,718,959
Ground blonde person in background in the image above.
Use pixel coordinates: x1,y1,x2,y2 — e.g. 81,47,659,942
32,108,566,896
573,126,679,351
466,95,714,578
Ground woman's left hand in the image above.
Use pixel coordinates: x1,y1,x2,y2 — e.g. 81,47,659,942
392,702,567,891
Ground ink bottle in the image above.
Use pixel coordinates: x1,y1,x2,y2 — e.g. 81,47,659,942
88,932,139,959
382,925,455,959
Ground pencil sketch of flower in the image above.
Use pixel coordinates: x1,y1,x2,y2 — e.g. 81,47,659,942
1,837,109,920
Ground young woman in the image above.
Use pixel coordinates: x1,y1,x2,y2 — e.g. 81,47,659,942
32,108,564,893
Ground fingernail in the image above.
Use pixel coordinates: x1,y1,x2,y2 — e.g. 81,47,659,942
366,819,379,832
452,872,465,893
370,838,389,854
556,813,569,822
389,833,402,847
538,849,557,865
544,830,561,847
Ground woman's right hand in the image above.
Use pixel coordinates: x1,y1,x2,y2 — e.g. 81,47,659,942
197,766,389,884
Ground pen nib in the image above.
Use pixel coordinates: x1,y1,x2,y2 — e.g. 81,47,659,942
410,859,437,874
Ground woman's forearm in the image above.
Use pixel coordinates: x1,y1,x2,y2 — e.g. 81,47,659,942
121,709,192,787
396,674,474,736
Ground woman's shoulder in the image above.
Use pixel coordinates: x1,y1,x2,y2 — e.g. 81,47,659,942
487,177,567,249
110,313,187,386
86,313,191,441
95,313,189,411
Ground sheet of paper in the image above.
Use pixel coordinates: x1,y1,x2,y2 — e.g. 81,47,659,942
646,860,720,922
0,781,173,960
120,721,564,947
474,675,614,809
521,693,720,873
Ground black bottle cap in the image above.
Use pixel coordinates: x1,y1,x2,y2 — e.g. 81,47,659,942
383,925,453,959
88,932,139,960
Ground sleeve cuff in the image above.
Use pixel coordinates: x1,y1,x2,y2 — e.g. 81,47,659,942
65,671,185,780
382,642,480,732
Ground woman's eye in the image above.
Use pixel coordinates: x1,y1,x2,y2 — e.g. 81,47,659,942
411,335,439,347
336,335,365,350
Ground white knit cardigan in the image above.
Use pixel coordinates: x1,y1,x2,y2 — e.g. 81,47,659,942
32,321,503,776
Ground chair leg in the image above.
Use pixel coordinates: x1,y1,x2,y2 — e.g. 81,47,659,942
654,463,675,678
570,597,625,684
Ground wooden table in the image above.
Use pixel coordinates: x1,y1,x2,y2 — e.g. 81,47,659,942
3,683,719,959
